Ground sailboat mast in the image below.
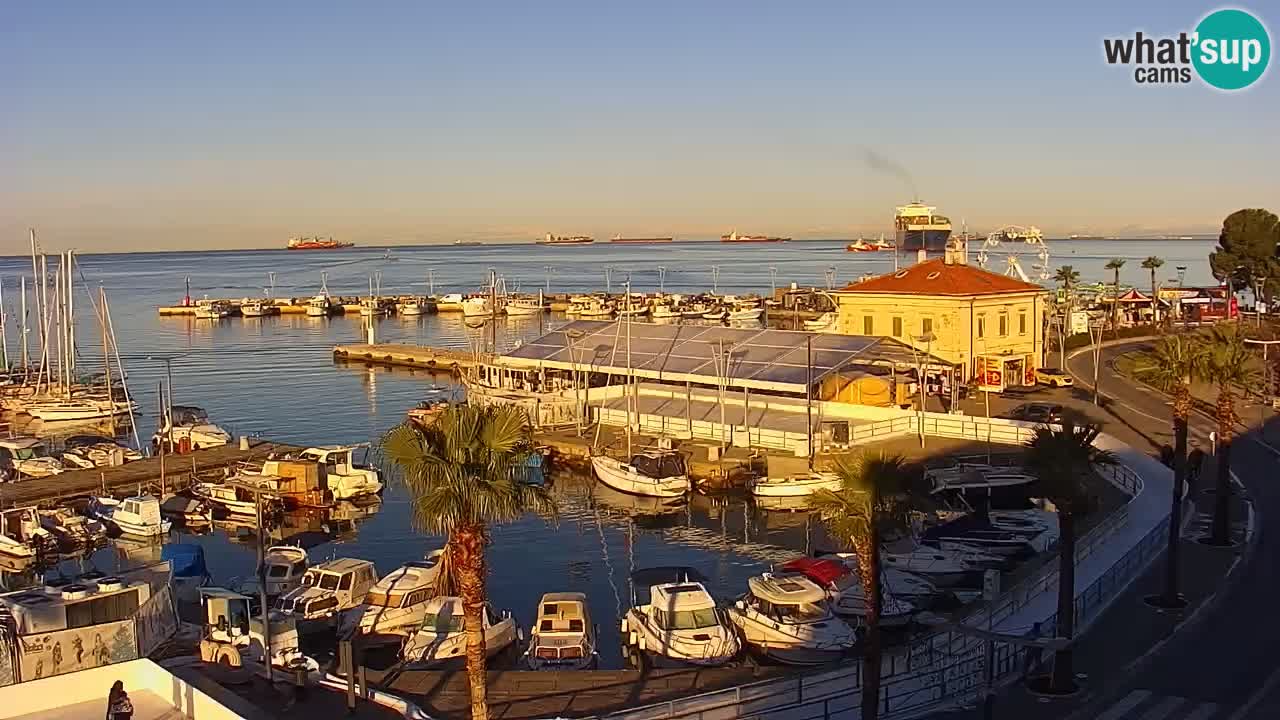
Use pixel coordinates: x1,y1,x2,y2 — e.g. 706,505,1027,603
0,277,8,372
101,285,114,434
67,250,76,384
625,281,632,458
20,277,28,370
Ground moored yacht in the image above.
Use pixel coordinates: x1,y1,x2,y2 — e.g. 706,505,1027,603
400,596,519,667
725,572,856,665
749,471,841,498
591,450,690,498
0,506,59,561
239,545,309,599
296,445,383,500
0,436,65,477
152,405,232,452
341,550,445,637
88,495,171,537
779,558,916,627
278,558,379,632
620,567,740,667
191,482,262,516
525,592,598,670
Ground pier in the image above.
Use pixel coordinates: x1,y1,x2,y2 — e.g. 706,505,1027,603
332,343,492,373
0,439,301,507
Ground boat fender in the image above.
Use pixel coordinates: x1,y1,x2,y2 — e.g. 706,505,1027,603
635,633,645,652
619,617,628,634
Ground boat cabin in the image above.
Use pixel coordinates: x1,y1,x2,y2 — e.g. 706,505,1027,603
529,592,593,665
740,574,833,624
649,583,720,631
279,558,378,619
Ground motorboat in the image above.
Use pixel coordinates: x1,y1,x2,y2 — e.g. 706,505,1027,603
434,293,465,312
162,542,212,604
359,297,388,317
297,445,384,500
239,299,279,317
407,400,448,427
305,294,332,317
399,298,427,316
803,313,837,332
193,300,233,319
152,405,232,452
568,296,613,319
779,558,916,627
920,516,1037,560
233,457,335,509
400,596,519,667
160,494,212,524
749,471,841,498
725,572,856,665
524,592,598,670
701,308,727,320
24,397,138,422
240,546,310,599
0,436,65,478
461,295,500,317
277,558,379,632
341,550,445,637
926,464,1038,509
882,545,1008,577
726,302,763,321
88,495,172,537
191,482,261,516
620,567,740,667
60,434,142,469
845,238,880,252
680,304,709,318
650,303,678,320
591,450,690,498
38,507,107,551
505,296,545,316
0,506,59,561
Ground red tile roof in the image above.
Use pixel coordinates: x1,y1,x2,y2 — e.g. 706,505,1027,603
837,258,1045,296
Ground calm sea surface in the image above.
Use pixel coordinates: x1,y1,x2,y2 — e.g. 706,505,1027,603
0,238,1215,666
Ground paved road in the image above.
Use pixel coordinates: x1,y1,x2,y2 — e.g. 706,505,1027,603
1067,341,1278,719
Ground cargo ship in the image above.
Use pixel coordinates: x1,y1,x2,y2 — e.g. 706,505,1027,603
287,236,354,250
610,235,674,244
894,202,951,253
720,230,790,243
537,233,595,245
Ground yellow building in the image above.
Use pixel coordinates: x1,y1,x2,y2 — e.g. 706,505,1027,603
829,255,1049,388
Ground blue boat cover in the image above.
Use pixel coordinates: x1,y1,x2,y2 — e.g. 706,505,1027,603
162,543,209,579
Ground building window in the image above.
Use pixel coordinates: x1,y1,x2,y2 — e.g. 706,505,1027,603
892,317,903,337
1019,311,1028,335
999,313,1009,337
976,314,985,338
863,316,874,335
921,317,933,335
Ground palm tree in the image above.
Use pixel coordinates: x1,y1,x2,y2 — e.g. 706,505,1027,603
1022,418,1116,693
1054,266,1081,366
1141,256,1165,325
382,404,554,720
809,453,916,720
1198,325,1259,546
1105,258,1126,332
1143,335,1205,607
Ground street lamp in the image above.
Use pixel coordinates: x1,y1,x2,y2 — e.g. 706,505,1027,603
911,332,936,448
657,266,666,295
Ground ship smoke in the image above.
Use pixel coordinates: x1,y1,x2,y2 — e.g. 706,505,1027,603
861,148,918,200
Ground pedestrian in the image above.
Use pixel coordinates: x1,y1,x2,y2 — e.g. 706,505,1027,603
1187,447,1205,486
1022,622,1044,680
107,680,133,720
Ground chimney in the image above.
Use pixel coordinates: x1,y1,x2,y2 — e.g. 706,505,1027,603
943,235,968,266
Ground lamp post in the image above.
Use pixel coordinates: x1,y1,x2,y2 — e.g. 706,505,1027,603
567,329,585,436
657,266,666,295
769,266,778,297
1088,321,1103,405
911,332,936,448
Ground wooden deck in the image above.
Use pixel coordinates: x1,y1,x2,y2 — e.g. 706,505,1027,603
332,344,493,374
0,439,301,507
364,666,793,719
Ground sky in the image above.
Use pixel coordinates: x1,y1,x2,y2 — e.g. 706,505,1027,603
1,1,1277,253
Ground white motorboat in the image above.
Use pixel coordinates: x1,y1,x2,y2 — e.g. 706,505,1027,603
701,308,727,320
24,397,137,422
726,573,856,665
278,558,379,632
401,596,519,667
568,296,613,318
89,495,172,536
0,507,59,561
341,551,445,637
297,445,383,500
240,300,279,317
803,312,837,332
525,592,598,670
191,482,261,516
305,294,332,317
152,405,232,452
620,567,740,667
0,436,64,478
434,293,465,312
779,559,916,627
461,295,500,317
591,450,690,499
505,297,544,316
61,435,142,469
749,471,841,498
680,304,708,318
38,507,107,550
359,297,387,317
194,300,233,319
399,299,427,316
240,546,310,599
883,544,1006,575
726,304,763,321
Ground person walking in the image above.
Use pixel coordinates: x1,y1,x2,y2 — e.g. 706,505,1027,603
107,680,133,720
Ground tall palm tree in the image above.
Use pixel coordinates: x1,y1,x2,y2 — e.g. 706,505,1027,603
1143,335,1205,607
1105,258,1126,332
1141,256,1164,325
382,404,554,720
1054,266,1081,365
1022,418,1116,693
809,453,916,720
1198,325,1259,546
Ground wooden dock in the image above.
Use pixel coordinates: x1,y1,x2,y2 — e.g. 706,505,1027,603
364,666,792,720
332,344,492,373
0,439,301,507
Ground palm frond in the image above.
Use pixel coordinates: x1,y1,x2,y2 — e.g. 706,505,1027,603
1023,417,1115,510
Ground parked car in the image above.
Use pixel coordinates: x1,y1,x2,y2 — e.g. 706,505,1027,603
1034,368,1074,387
1003,403,1064,424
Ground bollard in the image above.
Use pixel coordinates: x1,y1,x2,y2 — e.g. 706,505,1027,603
239,435,250,451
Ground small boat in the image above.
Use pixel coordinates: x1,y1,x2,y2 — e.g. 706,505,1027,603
0,436,64,477
650,303,678,320
803,313,837,332
191,482,261,516
25,397,138,422
152,405,232,452
407,400,449,427
401,596,519,667
749,471,841,498
89,495,172,536
461,295,500,317
240,300,279,317
38,507,107,550
525,592,598,670
240,545,309,599
780,558,916,627
591,450,690,498
160,494,211,524
399,298,427,316
305,294,332,317
680,304,708,318
434,293,465,312
297,445,383,500
617,298,648,317
846,238,879,252
701,308,727,320
620,567,740,667
278,558,379,632
505,298,544,316
194,299,234,319
340,550,446,637
726,305,763,321
60,434,142,469
568,296,613,319
0,506,59,561
726,573,856,665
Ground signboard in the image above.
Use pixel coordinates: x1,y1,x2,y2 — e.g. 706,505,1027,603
18,618,137,682
1023,358,1037,387
1069,310,1091,335
974,357,1004,392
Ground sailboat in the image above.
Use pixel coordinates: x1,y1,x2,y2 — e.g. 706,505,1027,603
590,285,690,498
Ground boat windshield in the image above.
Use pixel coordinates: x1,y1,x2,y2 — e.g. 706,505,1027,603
420,611,464,633
654,607,719,630
773,602,829,623
14,448,40,461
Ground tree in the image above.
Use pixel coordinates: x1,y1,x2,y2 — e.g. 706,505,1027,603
1143,335,1205,607
1209,208,1280,307
809,453,917,720
1022,418,1116,694
1105,258,1126,332
382,405,554,720
1197,325,1260,546
1141,256,1164,325
1054,266,1081,366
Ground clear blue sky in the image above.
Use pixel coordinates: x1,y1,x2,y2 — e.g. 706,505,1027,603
1,1,1276,252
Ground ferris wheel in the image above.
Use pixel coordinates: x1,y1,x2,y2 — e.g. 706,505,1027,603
975,225,1051,282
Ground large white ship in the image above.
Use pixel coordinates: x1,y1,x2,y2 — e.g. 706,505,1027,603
894,202,952,252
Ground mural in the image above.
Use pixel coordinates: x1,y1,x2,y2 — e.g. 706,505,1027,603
136,584,179,657
17,619,136,681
